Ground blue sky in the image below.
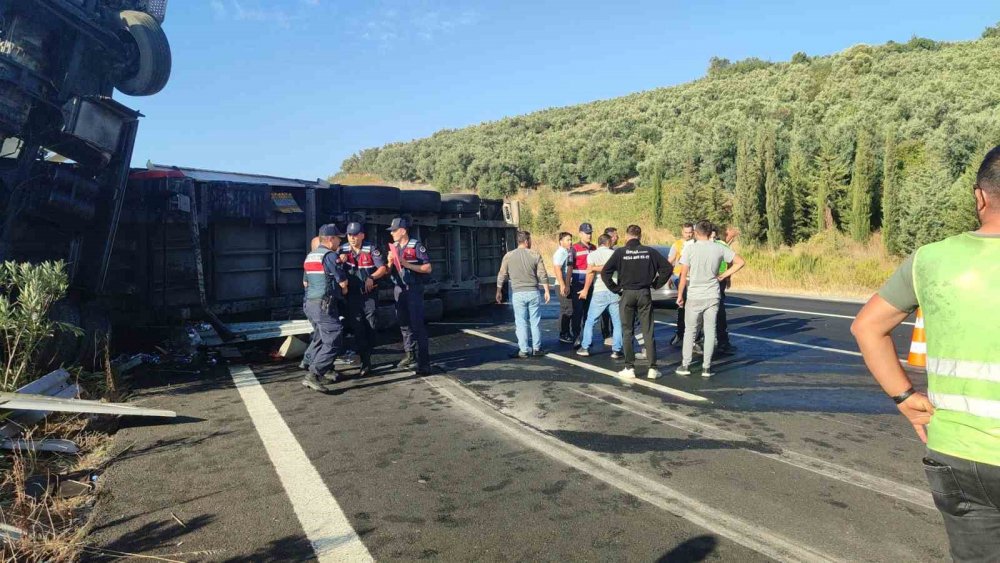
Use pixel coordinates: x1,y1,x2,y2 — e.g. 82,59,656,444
123,0,998,180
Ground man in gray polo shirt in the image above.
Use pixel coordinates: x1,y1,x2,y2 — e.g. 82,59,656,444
497,230,551,358
676,220,745,377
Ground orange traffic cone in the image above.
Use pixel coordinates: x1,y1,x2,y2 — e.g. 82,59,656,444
907,308,926,368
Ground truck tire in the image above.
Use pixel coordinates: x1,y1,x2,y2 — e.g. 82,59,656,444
480,198,504,221
441,194,480,215
400,190,441,213
115,11,171,96
342,185,401,212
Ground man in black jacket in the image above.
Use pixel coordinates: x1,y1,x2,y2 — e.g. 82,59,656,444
601,224,673,379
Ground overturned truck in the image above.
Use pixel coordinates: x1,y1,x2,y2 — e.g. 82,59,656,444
106,164,518,330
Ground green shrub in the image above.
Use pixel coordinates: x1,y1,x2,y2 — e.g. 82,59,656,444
0,261,79,391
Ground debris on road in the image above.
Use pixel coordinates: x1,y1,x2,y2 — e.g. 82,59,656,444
0,393,176,418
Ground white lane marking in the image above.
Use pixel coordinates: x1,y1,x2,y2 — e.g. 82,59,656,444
728,303,915,327
229,365,373,563
653,320,863,357
428,376,839,563
460,328,708,403
573,387,936,511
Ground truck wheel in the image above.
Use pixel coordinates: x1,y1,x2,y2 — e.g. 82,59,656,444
441,194,480,215
400,190,441,213
115,10,171,96
480,198,503,220
342,185,402,211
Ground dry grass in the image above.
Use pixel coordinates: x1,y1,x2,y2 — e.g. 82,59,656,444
734,231,898,299
1,345,125,562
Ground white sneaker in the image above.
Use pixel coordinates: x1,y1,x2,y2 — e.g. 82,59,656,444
576,348,590,357
647,368,661,380
675,365,692,376
702,367,714,378
618,367,636,379
604,337,614,346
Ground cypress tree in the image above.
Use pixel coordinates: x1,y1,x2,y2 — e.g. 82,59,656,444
535,190,561,235
763,128,784,248
651,164,664,227
519,198,535,232
881,129,901,253
734,131,763,242
787,141,815,242
848,130,876,241
813,138,848,231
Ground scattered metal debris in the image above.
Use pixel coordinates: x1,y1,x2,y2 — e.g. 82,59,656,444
199,319,313,347
1,438,79,453
0,393,176,418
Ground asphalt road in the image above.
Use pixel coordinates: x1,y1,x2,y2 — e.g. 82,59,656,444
87,292,945,562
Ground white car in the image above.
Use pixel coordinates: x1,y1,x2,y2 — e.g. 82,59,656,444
650,245,679,305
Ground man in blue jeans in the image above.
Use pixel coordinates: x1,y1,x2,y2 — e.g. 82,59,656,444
576,234,623,358
496,230,551,358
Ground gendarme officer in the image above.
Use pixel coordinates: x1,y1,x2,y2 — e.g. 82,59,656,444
301,224,349,391
338,222,388,376
386,217,432,375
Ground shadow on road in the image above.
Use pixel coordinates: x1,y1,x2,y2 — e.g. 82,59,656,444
657,534,718,562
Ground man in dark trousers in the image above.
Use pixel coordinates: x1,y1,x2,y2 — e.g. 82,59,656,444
552,232,575,343
338,222,388,376
387,217,433,375
301,224,349,391
570,223,596,346
601,224,672,379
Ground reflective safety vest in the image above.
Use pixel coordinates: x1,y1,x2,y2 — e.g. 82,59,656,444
914,232,1000,466
390,238,428,287
570,242,595,283
339,242,378,282
303,246,334,300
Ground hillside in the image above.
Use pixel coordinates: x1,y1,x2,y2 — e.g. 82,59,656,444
339,24,1000,257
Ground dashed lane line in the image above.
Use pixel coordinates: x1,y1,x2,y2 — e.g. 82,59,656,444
652,320,864,357
427,376,840,563
572,386,936,511
460,328,709,403
727,303,916,327
229,364,373,563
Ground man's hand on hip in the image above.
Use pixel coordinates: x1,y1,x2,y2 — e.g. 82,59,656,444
899,392,935,443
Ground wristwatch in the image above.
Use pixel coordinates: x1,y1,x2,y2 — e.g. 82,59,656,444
891,387,916,404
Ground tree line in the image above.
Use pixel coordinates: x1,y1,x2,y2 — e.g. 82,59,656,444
341,23,1000,254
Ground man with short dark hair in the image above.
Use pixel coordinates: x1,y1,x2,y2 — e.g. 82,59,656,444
676,220,744,378
853,146,1000,562
497,230,550,358
553,232,574,343
576,233,622,358
570,223,596,345
600,227,619,343
601,224,672,379
670,222,695,347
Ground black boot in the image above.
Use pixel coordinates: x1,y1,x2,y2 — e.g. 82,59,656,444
396,351,416,370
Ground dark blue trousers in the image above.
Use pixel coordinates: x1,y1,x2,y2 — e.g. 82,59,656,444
304,299,343,377
394,285,429,370
346,294,377,369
